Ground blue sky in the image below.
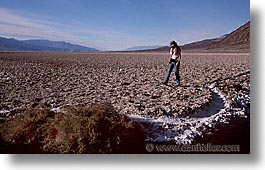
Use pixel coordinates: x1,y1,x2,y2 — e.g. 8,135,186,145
0,0,249,51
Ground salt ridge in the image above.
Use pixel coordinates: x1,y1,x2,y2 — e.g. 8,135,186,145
128,71,250,144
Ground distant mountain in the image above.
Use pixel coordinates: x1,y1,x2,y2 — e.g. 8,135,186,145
0,37,99,52
0,37,41,51
148,21,250,52
125,45,162,51
180,34,228,50
208,21,250,51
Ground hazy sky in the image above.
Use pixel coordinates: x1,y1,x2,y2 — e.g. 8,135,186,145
0,0,250,51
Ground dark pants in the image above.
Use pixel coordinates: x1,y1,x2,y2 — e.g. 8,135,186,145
164,62,180,84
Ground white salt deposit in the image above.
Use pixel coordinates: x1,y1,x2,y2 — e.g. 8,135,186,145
128,81,249,144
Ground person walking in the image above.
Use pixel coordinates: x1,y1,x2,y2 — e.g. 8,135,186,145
163,40,181,86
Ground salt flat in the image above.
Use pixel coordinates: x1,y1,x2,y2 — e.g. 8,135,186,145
0,52,249,119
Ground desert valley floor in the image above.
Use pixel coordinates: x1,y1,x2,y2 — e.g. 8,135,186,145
0,52,250,153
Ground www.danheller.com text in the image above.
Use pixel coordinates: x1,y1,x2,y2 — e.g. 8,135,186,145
145,143,240,153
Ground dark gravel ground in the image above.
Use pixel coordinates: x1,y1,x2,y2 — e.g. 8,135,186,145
0,52,249,119
0,52,250,153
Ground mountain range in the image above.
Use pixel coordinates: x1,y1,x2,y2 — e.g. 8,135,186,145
0,38,99,52
124,45,162,51
148,21,250,52
0,21,249,52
